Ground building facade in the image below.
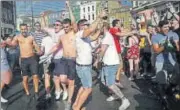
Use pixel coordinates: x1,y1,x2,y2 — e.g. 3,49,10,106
132,1,180,26
47,10,69,27
80,1,97,23
70,1,80,22
107,1,132,29
1,1,16,35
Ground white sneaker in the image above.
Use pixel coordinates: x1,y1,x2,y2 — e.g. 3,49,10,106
128,77,134,81
119,98,130,110
106,95,119,102
62,91,68,100
55,90,62,100
1,96,8,103
115,82,124,89
121,72,125,75
45,93,51,99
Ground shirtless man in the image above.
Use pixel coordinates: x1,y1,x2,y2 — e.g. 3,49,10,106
45,1,107,110
41,12,67,100
5,23,41,98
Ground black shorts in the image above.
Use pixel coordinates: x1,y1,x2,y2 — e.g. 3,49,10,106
43,62,54,74
21,56,38,76
55,57,76,80
53,59,62,76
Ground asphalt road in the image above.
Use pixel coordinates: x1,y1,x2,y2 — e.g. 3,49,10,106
1,69,163,110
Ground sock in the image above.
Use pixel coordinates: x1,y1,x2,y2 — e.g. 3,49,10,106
110,84,124,99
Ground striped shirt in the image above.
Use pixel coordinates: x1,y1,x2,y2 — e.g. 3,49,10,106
32,31,47,47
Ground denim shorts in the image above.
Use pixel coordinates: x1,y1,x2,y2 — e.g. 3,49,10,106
155,62,177,74
76,65,92,88
155,62,164,73
102,65,118,86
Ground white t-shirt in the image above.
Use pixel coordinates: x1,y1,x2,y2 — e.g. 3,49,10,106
44,28,65,59
76,30,92,65
102,32,120,65
41,36,55,55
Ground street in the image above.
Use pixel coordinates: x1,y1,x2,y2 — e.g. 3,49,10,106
1,69,162,110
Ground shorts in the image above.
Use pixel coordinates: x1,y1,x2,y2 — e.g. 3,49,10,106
56,57,76,80
102,65,118,86
1,62,11,84
43,62,54,74
76,64,92,88
21,56,38,76
52,59,62,76
1,61,10,74
155,62,176,74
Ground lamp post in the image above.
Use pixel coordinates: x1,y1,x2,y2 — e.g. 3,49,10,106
31,0,34,29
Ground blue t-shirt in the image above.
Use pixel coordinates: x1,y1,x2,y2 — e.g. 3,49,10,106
151,31,179,64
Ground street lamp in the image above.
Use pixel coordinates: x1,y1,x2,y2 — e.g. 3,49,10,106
31,0,34,29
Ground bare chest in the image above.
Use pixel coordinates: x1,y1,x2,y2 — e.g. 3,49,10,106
62,35,76,46
18,37,33,45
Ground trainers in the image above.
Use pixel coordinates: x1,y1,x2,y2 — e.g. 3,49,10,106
62,91,68,100
121,71,125,75
119,98,130,110
1,96,8,103
128,77,134,81
106,95,119,102
64,102,71,110
115,82,124,89
55,90,62,100
45,93,51,99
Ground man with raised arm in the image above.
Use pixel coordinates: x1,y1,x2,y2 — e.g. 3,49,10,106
72,19,102,110
5,23,41,99
99,22,130,110
41,11,67,100
44,1,107,109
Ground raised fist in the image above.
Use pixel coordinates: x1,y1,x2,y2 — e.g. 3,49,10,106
99,10,107,19
40,12,46,17
66,1,70,7
166,2,175,13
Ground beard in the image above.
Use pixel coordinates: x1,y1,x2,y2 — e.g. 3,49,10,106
22,32,28,37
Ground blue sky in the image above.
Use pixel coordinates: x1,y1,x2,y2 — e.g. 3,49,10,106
16,1,65,17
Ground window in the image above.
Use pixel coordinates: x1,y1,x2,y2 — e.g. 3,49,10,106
83,16,85,19
88,15,90,20
92,6,94,11
88,7,90,12
92,14,94,20
83,8,85,13
175,7,179,12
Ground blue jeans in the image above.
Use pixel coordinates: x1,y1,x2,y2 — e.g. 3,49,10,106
155,62,176,74
7,53,18,70
102,65,118,86
76,65,92,88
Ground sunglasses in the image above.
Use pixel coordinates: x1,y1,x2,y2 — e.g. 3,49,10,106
35,25,40,27
63,26,70,28
54,24,62,26
80,24,90,26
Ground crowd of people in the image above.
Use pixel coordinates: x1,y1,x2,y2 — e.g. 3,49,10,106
1,1,180,110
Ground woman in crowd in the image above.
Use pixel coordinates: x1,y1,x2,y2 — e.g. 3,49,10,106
124,32,140,80
0,37,12,103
